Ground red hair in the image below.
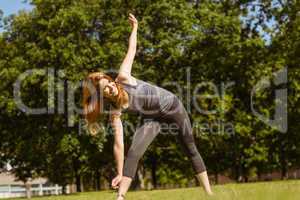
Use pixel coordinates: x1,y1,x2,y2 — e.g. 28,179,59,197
82,72,128,135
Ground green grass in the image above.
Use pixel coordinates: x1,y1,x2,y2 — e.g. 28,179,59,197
10,180,300,200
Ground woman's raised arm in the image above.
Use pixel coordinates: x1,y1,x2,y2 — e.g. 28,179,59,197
118,13,138,77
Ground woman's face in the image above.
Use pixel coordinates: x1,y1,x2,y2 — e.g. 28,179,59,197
99,78,119,97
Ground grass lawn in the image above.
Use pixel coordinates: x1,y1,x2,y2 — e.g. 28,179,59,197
9,180,300,200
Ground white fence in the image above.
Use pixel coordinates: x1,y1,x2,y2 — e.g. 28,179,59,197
0,184,63,198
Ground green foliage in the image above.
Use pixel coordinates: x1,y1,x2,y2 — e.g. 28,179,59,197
0,0,299,190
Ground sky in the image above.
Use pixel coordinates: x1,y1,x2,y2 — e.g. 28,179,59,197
0,0,33,31
0,0,33,16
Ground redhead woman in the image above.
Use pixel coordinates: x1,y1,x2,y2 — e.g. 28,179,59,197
82,13,213,200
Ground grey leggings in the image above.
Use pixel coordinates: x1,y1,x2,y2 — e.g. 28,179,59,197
123,98,207,178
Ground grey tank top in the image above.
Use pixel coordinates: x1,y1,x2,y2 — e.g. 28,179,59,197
116,78,177,117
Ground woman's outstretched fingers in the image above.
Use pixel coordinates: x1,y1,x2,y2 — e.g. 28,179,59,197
128,13,138,27
129,13,135,18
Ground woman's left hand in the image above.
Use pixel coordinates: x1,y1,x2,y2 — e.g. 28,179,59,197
128,13,138,28
111,174,123,189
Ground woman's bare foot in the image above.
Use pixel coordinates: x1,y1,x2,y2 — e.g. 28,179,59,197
117,194,125,200
195,171,214,195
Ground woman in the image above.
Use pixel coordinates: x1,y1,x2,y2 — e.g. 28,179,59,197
83,13,213,200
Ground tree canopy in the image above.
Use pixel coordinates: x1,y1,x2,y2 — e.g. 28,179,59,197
0,0,299,191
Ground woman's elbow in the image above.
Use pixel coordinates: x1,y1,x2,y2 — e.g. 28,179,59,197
114,143,124,152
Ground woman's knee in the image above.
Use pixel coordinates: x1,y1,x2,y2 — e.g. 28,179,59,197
127,148,142,160
123,149,143,178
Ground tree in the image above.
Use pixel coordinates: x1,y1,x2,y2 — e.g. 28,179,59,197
0,0,299,192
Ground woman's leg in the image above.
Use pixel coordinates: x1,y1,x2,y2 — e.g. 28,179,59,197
196,171,213,195
118,120,161,198
173,101,213,195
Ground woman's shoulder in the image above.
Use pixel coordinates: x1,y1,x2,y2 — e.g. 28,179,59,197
115,73,138,86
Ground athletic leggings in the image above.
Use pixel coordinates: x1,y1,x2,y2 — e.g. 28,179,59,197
123,97,207,178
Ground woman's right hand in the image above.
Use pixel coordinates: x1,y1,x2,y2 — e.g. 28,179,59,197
128,13,138,28
111,174,123,189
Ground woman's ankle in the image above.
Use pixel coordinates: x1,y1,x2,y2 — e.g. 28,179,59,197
117,193,125,200
195,171,213,194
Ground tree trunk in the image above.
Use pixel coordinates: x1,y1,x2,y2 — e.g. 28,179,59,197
257,170,262,181
280,137,288,180
234,160,243,182
73,159,83,192
281,161,288,180
238,161,244,182
194,176,200,186
242,165,248,183
137,167,145,190
233,135,242,182
95,170,101,191
214,171,219,184
75,174,81,192
62,185,67,195
151,157,157,189
25,182,32,199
